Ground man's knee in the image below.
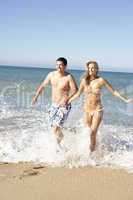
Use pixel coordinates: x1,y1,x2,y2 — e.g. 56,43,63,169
53,125,60,132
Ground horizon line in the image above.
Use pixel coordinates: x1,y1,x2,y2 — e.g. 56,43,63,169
0,64,133,74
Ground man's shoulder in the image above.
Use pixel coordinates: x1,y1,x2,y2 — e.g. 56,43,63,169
48,71,56,77
66,72,74,80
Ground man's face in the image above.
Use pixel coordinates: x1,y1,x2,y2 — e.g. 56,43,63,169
56,61,66,73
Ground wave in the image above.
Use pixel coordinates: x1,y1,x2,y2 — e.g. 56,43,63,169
0,101,133,173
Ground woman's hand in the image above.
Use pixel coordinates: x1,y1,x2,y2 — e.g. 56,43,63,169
125,99,133,103
67,98,72,104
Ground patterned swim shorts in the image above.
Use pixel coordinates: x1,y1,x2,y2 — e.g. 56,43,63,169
49,103,71,128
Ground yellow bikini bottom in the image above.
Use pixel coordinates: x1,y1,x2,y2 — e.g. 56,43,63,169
85,107,104,117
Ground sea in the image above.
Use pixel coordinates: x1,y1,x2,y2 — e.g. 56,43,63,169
0,65,133,172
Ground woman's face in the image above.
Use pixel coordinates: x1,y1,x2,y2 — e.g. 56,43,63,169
88,63,98,76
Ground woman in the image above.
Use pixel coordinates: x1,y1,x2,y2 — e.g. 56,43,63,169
68,61,133,152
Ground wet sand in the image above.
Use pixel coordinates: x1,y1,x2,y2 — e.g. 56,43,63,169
0,163,133,200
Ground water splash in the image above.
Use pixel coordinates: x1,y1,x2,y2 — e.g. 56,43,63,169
0,102,133,173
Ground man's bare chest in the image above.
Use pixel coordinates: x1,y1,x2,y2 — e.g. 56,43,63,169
51,77,69,90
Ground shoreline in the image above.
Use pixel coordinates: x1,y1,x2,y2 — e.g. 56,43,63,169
0,162,133,200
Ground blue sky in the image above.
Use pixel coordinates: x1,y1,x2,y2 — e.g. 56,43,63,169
0,0,133,72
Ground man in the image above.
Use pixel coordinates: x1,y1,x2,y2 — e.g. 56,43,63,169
32,57,78,144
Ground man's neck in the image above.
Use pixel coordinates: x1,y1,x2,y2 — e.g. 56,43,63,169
57,70,66,76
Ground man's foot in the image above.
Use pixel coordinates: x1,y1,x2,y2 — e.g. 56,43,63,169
56,143,67,153
58,143,68,152
57,134,64,144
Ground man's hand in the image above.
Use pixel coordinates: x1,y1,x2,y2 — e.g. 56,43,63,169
59,97,69,106
31,96,37,105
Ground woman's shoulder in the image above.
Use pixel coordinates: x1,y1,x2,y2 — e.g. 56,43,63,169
98,76,106,82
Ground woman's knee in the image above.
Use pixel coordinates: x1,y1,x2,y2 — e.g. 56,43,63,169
90,129,97,137
84,114,92,127
84,118,92,127
85,122,91,128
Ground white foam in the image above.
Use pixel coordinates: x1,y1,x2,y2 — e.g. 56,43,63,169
0,105,133,173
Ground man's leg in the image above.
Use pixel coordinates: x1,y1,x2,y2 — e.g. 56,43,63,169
53,125,64,144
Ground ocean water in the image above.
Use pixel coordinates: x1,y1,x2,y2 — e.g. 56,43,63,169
0,65,133,172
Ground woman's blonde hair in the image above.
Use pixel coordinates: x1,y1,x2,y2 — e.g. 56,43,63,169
82,61,99,85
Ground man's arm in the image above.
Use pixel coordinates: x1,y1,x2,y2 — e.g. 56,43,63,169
103,78,133,103
31,73,51,105
68,79,84,103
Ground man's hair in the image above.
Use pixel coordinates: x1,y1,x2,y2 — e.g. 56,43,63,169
56,57,67,66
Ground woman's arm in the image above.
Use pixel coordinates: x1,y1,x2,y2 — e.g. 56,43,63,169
68,79,84,103
103,78,133,103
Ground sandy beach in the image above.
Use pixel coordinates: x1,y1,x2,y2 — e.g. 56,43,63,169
0,163,133,200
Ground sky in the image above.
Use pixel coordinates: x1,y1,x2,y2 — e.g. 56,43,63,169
0,0,133,72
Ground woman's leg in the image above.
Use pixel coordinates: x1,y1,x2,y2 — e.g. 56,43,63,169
90,111,103,152
84,112,93,127
84,112,93,152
